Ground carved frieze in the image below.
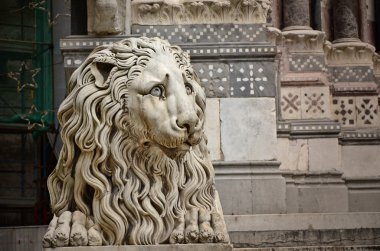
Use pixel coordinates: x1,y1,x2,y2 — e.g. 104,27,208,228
131,0,272,25
325,41,376,67
282,30,326,53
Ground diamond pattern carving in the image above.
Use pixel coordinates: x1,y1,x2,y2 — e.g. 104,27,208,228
331,97,356,127
356,96,379,127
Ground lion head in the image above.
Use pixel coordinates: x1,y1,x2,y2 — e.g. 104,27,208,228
47,37,218,245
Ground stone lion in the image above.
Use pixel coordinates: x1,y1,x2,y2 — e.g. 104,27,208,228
43,37,229,247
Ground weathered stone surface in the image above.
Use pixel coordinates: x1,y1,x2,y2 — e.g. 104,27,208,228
220,98,277,161
205,98,221,161
225,213,380,247
297,186,348,213
45,244,233,251
308,138,340,172
341,145,380,177
346,177,380,212
214,161,286,215
277,138,308,171
235,246,380,251
348,190,380,212
230,229,380,248
287,171,349,213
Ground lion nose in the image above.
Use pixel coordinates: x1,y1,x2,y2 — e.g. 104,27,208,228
176,112,198,134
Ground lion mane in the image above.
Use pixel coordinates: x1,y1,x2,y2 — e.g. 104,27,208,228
47,37,216,245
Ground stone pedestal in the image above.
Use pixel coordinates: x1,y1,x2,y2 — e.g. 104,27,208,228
45,244,233,251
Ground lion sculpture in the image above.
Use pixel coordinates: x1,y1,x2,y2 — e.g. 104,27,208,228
43,37,229,247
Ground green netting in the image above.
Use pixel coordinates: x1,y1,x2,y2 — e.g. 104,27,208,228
0,0,53,131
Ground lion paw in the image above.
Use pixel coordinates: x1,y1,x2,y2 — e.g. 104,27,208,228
53,211,72,247
43,210,102,247
169,228,185,244
185,224,199,243
70,211,88,246
170,207,228,244
199,222,214,243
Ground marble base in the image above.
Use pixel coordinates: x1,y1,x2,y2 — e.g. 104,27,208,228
45,244,233,251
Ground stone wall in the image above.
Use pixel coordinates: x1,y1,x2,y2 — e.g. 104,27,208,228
60,0,380,215
56,0,380,247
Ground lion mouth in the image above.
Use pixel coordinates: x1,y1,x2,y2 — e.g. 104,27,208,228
144,140,192,159
158,141,191,159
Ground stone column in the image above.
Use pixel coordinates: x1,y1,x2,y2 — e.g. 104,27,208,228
332,0,360,42
282,0,311,30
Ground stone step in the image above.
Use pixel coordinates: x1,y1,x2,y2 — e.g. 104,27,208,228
234,246,380,251
225,213,380,248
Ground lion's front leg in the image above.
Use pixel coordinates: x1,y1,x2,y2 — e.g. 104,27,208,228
211,191,230,243
54,211,72,246
70,211,88,246
198,208,214,243
211,211,229,243
42,210,102,247
169,208,201,244
169,212,185,244
185,208,199,243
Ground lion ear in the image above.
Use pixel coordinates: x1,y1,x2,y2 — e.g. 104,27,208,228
91,57,116,87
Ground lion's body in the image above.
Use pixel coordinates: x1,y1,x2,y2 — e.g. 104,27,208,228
45,38,226,246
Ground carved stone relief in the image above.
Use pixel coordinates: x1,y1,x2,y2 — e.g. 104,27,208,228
88,0,125,35
282,30,326,53
325,41,376,67
43,37,229,247
131,0,272,24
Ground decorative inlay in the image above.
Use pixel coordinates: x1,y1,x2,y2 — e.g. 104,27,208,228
330,66,373,83
332,82,378,94
301,87,331,119
193,62,275,98
230,62,275,97
281,87,301,119
331,97,356,127
277,121,341,138
341,131,380,140
289,55,327,72
132,24,267,43
356,96,379,127
193,63,230,98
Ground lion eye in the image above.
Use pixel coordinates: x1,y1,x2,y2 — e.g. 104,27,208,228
150,86,164,97
185,84,193,95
